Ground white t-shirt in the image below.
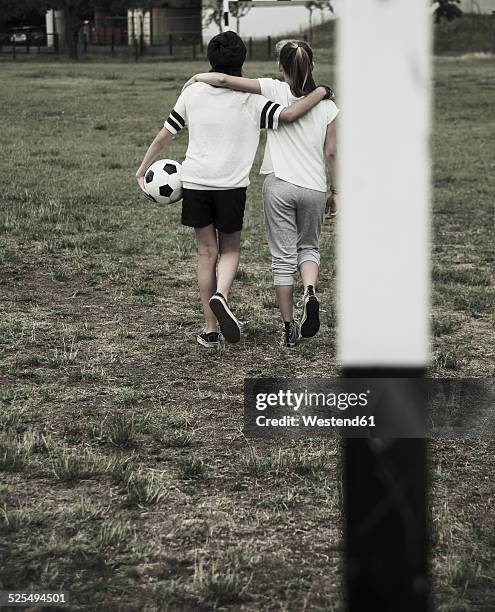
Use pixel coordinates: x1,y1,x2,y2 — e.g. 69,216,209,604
259,78,339,192
164,82,284,190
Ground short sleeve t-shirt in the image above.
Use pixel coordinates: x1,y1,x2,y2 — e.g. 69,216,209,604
164,82,284,190
258,78,339,192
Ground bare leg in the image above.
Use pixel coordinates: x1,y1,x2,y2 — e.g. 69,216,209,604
299,260,319,290
216,231,241,299
195,225,219,333
276,285,294,322
299,259,321,338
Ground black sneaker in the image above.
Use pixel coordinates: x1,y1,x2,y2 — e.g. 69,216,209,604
196,331,220,348
208,293,241,343
300,285,320,338
280,320,301,348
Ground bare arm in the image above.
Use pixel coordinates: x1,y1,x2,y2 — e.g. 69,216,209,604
135,127,174,194
324,120,338,219
278,87,327,123
324,120,337,186
183,72,261,94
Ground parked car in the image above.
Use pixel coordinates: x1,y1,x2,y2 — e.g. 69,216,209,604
9,27,46,46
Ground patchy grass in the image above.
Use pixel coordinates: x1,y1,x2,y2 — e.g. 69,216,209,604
0,58,493,611
51,448,102,482
123,470,167,507
179,455,207,480
0,432,31,472
193,549,251,606
0,504,35,534
100,411,138,447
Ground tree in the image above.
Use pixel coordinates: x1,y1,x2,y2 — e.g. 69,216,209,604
233,1,251,34
203,0,222,34
305,2,322,42
303,1,462,41
48,1,88,60
0,0,49,29
305,1,333,42
319,0,334,26
433,0,463,22
203,0,252,35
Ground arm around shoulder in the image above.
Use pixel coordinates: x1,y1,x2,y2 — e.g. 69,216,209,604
185,72,261,94
279,86,327,123
223,75,261,94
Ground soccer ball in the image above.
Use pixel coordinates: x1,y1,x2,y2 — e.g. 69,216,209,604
144,159,182,205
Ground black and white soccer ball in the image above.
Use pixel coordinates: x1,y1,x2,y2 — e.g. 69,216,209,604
144,159,182,205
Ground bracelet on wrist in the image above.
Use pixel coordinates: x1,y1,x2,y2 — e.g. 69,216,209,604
330,185,338,195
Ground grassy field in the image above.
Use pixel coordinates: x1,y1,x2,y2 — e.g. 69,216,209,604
0,57,494,611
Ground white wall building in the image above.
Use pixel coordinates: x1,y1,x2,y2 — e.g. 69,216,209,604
128,1,202,45
45,9,65,48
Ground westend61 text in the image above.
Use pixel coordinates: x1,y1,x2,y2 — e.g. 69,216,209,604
256,415,376,428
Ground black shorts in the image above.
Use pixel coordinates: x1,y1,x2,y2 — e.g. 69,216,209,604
181,187,247,234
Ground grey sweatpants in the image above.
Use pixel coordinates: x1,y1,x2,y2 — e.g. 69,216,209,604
262,174,326,286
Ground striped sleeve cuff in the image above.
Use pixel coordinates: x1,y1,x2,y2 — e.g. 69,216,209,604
164,109,186,135
260,101,283,130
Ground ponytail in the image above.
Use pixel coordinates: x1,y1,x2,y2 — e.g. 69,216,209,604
278,40,317,98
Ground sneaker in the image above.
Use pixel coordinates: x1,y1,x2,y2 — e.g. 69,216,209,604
281,320,301,348
300,285,320,338
196,331,220,348
208,293,241,343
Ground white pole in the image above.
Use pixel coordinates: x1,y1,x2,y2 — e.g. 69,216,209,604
223,0,232,31
337,0,431,368
46,10,54,48
338,3,432,609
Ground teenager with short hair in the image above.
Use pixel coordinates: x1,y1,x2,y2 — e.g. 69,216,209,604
137,33,331,348
183,39,339,347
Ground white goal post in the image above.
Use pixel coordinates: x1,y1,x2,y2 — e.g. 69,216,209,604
338,0,430,367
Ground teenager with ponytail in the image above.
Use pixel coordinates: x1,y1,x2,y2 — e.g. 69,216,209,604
183,40,338,347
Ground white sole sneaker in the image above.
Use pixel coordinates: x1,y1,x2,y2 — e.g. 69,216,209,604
196,332,220,348
281,321,302,347
209,294,241,344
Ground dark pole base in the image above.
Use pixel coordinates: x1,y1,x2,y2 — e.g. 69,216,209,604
342,367,429,612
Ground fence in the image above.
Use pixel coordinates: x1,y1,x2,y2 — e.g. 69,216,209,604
1,14,492,61
0,29,310,62
0,32,60,58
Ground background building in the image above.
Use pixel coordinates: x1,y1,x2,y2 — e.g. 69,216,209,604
128,1,202,45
